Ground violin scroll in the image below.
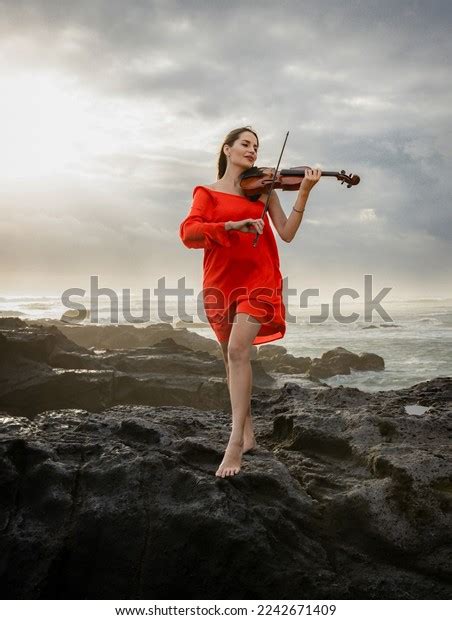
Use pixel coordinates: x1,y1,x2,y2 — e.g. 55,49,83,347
339,170,360,188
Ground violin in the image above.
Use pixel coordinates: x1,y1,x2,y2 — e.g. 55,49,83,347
245,131,360,247
240,165,360,201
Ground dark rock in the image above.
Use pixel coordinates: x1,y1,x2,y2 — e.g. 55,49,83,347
0,317,28,329
310,356,352,378
174,320,210,328
257,344,288,359
257,345,311,374
355,352,385,371
272,353,311,374
0,406,328,600
258,345,382,379
0,323,88,364
25,319,222,358
0,324,275,418
0,376,451,599
388,376,452,405
309,347,384,379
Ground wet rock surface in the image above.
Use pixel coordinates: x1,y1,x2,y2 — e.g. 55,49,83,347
256,344,384,378
0,318,451,599
0,319,275,417
24,317,222,356
0,378,451,599
0,320,388,419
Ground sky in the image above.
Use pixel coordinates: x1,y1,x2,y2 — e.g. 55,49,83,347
0,0,451,304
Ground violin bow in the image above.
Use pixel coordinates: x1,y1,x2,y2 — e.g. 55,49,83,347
253,130,290,248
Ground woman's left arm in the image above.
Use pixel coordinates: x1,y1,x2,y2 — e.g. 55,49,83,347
267,168,321,243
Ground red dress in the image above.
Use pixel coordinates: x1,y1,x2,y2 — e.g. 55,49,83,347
179,185,286,346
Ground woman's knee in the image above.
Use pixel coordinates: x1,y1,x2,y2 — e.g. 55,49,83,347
228,341,251,364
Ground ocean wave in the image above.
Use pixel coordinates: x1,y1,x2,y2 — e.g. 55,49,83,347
18,302,62,310
0,296,60,302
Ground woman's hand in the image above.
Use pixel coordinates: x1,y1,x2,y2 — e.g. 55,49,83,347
229,218,265,234
299,167,322,193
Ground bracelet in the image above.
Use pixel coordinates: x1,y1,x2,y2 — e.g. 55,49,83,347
293,207,305,213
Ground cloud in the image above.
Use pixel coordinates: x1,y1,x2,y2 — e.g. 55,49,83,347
0,0,451,297
359,209,377,222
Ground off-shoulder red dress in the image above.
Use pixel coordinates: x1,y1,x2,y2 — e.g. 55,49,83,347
179,185,286,346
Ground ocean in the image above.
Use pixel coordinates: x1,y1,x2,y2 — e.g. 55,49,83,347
1,295,451,393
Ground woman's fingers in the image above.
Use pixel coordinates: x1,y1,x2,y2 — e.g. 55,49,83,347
242,218,264,233
313,168,321,180
253,218,264,233
306,168,321,183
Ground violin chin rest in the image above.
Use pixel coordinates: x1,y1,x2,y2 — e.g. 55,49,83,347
239,166,261,179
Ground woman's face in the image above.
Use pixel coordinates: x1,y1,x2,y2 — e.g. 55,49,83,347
226,131,258,168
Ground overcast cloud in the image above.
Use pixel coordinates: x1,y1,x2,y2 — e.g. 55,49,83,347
0,0,451,301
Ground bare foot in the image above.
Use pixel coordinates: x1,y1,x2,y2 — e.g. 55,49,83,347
215,438,244,477
243,439,257,453
242,414,258,454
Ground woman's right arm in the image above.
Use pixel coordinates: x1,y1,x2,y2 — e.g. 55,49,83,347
179,188,234,249
180,216,234,249
179,188,264,249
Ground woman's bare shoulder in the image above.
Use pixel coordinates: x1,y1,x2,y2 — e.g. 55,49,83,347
193,183,215,193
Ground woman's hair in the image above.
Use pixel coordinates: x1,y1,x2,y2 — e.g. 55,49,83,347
217,126,259,179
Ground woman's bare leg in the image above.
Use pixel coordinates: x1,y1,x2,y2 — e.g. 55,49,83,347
215,313,261,477
220,341,257,453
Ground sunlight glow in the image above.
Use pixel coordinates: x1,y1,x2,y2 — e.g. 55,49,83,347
0,71,173,183
0,72,92,180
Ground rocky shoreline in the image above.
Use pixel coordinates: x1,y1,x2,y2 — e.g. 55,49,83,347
0,317,386,418
0,317,451,599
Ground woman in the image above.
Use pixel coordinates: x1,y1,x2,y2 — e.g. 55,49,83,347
179,126,320,478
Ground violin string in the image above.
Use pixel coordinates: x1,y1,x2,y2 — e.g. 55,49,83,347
253,130,290,248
